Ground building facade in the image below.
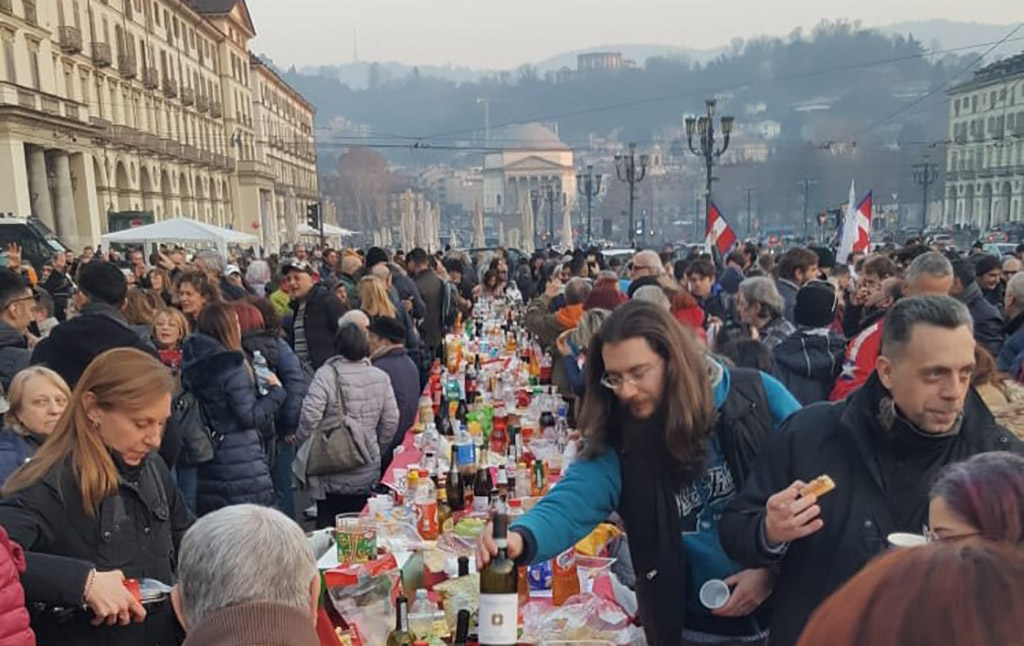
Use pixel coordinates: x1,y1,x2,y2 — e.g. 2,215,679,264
944,52,1024,231
0,0,317,251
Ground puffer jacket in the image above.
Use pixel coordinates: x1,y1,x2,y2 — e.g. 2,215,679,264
0,322,30,391
0,527,33,646
241,330,309,437
297,357,399,499
773,327,847,405
0,427,44,487
182,333,283,515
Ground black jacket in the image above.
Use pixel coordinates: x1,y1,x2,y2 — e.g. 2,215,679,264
772,328,846,405
719,374,1024,646
285,284,346,371
181,333,282,515
241,331,309,437
42,269,74,322
0,453,193,646
0,322,30,391
958,281,1005,357
371,345,420,463
31,302,158,388
414,269,445,349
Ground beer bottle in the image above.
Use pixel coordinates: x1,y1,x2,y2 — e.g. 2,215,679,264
446,445,465,512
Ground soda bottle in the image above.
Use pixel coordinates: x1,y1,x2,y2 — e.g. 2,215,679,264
531,459,549,497
539,352,553,386
495,464,509,498
490,401,509,454
415,468,439,540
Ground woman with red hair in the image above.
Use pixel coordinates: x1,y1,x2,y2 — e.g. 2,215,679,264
797,540,1024,646
928,451,1024,543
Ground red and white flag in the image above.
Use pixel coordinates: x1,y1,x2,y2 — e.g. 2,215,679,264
705,201,737,254
853,191,873,253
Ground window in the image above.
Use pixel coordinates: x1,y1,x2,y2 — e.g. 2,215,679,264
154,4,160,26
28,43,41,90
1,32,15,84
123,0,132,20
972,95,978,112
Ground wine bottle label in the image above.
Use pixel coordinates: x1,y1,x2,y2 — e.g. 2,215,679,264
478,593,517,645
473,495,489,513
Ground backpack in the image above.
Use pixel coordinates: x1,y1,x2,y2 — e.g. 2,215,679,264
440,280,460,331
165,386,221,467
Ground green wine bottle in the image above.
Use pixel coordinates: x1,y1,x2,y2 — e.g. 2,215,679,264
478,514,518,646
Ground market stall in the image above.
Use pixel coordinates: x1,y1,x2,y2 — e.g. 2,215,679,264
100,217,260,258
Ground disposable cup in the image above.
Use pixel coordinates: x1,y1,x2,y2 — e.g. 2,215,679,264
699,579,731,610
887,532,927,548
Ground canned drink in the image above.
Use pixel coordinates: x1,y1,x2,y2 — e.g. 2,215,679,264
354,527,377,562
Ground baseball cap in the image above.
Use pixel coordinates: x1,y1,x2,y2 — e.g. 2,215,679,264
281,258,314,275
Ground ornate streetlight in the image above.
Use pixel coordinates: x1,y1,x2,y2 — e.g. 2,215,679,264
685,99,733,240
614,143,648,248
576,165,602,246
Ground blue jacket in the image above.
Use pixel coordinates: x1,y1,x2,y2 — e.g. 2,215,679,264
0,428,42,487
242,330,309,436
513,366,800,633
371,345,420,459
997,312,1024,377
182,333,283,515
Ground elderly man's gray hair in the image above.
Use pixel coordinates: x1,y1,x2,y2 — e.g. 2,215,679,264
633,250,663,275
1007,272,1024,306
339,309,370,330
565,277,593,306
739,276,784,318
881,295,973,355
906,251,953,285
194,249,226,275
632,285,671,310
177,504,316,628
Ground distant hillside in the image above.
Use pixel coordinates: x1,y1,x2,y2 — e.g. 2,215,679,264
532,43,727,72
880,20,1019,58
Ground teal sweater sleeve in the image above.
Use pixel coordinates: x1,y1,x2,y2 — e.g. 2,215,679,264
759,372,801,430
511,449,621,564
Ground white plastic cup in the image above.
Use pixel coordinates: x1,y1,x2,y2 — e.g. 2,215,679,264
887,532,927,548
699,579,731,610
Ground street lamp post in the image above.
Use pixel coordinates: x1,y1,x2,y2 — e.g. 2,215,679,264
912,161,939,235
531,184,560,248
576,165,602,246
614,143,648,248
685,99,733,242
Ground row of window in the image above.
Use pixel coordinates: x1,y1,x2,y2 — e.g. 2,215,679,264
950,111,1024,143
948,141,1024,172
952,83,1024,117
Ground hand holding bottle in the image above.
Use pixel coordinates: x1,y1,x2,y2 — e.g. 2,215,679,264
85,569,147,627
475,519,524,569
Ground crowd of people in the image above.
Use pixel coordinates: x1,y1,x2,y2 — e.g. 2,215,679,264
0,234,1019,646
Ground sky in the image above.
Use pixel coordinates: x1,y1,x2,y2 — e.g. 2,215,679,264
246,0,1021,70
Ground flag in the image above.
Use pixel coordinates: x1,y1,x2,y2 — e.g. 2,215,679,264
837,180,858,263
705,201,737,254
853,191,873,253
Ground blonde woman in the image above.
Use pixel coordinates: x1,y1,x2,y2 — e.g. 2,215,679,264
0,366,70,484
358,276,396,319
0,348,191,646
151,307,189,372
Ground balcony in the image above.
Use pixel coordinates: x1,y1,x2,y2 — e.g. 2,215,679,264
118,55,137,80
210,101,222,118
58,26,83,54
162,78,178,99
182,144,201,163
110,124,139,147
196,94,209,113
180,86,195,107
142,67,159,90
200,150,214,165
91,42,112,68
161,139,183,159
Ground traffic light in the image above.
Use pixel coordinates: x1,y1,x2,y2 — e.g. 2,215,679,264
306,202,320,230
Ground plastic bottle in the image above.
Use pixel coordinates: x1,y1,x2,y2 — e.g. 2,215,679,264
414,469,438,540
252,351,271,396
490,401,508,454
408,589,434,640
551,548,580,606
515,462,530,499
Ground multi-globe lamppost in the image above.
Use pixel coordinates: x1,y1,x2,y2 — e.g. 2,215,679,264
685,99,734,242
576,165,602,246
614,143,648,248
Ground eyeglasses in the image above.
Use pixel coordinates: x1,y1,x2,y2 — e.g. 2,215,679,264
600,364,657,390
922,525,980,543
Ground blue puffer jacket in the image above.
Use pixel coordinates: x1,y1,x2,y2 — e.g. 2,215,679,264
0,428,42,487
182,333,284,515
242,330,310,436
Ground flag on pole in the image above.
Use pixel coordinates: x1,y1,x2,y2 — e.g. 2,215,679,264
705,202,737,254
853,191,873,253
837,180,858,263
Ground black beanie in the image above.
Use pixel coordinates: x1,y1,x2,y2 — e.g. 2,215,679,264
794,280,838,328
78,261,127,306
365,247,389,269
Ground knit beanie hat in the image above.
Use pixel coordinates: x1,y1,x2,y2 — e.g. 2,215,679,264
584,285,627,311
365,246,389,269
794,280,838,328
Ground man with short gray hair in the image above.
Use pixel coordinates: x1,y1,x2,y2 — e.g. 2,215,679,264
722,295,1023,646
172,504,320,646
831,251,956,401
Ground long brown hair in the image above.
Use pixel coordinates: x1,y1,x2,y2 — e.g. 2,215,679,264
3,348,175,516
196,302,242,351
578,300,715,485
797,540,1024,646
358,276,396,318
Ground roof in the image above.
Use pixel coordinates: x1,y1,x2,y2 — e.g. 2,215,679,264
188,0,255,36
250,55,315,113
495,123,570,151
949,50,1024,94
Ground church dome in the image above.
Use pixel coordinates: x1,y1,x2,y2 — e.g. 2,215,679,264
496,123,570,151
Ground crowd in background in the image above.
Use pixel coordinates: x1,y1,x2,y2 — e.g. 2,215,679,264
0,233,1020,646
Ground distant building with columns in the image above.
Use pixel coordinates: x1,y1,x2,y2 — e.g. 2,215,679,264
944,52,1024,231
483,123,576,245
0,0,318,252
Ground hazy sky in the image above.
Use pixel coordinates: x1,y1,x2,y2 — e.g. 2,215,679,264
246,0,1020,70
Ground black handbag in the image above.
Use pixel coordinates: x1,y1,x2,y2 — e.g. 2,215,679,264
169,388,221,466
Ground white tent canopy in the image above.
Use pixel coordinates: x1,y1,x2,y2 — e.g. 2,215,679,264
101,218,259,257
297,223,356,239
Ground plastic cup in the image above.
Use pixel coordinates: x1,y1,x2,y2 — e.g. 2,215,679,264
887,532,927,548
699,579,731,610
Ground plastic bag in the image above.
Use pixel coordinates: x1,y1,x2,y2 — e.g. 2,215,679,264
325,555,401,646
521,593,641,646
